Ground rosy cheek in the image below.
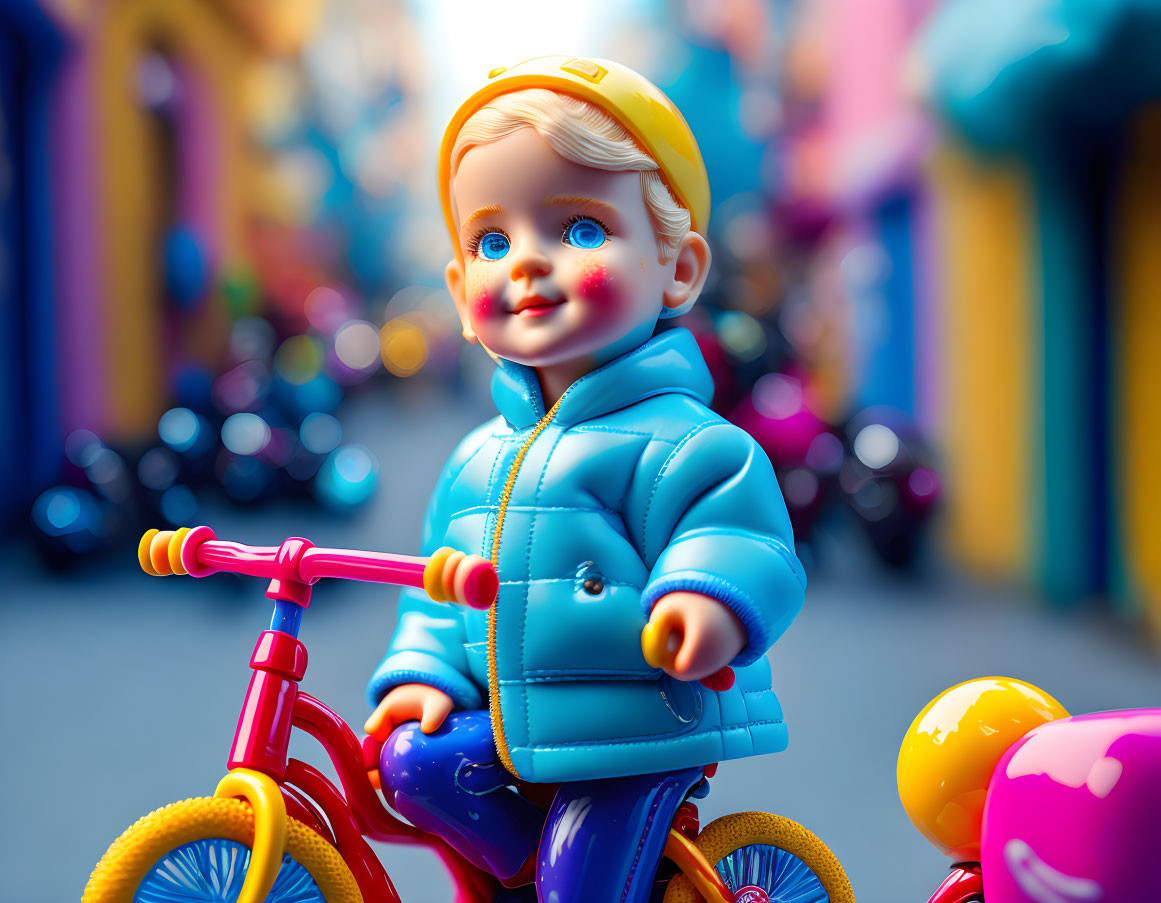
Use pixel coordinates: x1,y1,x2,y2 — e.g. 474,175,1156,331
576,256,621,309
468,269,495,319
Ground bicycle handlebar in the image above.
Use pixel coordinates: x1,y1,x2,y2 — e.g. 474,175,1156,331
139,526,498,611
142,527,726,687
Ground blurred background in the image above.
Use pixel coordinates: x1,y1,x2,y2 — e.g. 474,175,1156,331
3,0,1161,901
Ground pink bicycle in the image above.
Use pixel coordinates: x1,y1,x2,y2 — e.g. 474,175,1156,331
83,526,854,903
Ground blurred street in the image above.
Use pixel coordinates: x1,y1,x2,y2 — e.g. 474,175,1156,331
6,1,1161,900
3,381,1159,903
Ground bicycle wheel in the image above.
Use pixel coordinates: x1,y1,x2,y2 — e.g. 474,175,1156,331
83,797,362,903
663,812,854,903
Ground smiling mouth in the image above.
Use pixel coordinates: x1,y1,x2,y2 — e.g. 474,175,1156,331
512,295,565,318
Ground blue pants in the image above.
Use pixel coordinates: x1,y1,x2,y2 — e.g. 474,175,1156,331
380,710,702,902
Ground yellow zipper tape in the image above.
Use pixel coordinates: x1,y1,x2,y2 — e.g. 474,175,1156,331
487,395,566,777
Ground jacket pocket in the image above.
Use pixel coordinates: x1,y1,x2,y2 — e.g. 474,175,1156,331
520,674,702,747
521,579,656,677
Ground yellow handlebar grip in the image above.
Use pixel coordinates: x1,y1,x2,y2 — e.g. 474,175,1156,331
169,527,192,575
148,530,177,576
139,527,196,577
423,547,458,602
641,615,672,670
440,550,467,602
138,529,161,575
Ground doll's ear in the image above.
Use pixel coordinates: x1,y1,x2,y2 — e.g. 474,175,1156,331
445,258,478,343
662,231,711,316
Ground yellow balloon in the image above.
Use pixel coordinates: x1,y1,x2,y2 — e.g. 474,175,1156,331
897,677,1069,861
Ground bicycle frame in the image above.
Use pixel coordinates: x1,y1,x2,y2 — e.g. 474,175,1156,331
138,525,738,903
142,526,499,903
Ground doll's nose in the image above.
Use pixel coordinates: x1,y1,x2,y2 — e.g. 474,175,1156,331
509,241,552,281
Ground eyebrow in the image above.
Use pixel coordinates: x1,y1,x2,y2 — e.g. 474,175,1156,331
544,195,619,219
459,204,504,237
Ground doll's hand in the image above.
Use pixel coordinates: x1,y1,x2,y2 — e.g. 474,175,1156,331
643,592,746,681
364,683,454,739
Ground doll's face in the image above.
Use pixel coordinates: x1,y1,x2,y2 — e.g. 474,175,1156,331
446,127,694,369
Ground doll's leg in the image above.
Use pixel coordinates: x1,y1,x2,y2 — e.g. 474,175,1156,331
537,766,704,903
380,709,543,882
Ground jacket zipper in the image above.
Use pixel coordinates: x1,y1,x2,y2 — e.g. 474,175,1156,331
487,393,566,777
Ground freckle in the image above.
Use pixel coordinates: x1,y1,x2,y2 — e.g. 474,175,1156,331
640,257,647,270
468,270,492,317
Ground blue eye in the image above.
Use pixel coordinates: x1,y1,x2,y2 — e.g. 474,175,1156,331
477,232,510,260
564,218,606,250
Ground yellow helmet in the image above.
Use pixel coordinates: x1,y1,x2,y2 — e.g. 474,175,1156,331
897,677,1069,861
437,55,710,252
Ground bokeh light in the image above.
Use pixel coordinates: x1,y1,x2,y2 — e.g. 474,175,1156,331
221,413,273,457
753,373,804,420
805,432,844,475
717,311,768,362
137,447,180,492
383,285,434,317
908,467,941,503
333,320,381,372
379,317,428,377
304,286,354,333
300,412,342,455
782,467,820,508
853,424,901,471
159,485,198,526
316,444,379,509
159,407,205,454
851,479,898,523
30,486,105,555
65,429,104,469
85,447,132,503
42,487,80,530
722,205,775,262
274,335,324,385
213,361,270,414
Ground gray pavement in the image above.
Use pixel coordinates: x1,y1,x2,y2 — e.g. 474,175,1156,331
2,379,1159,903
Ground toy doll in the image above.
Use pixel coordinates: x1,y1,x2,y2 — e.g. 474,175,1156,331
364,56,806,902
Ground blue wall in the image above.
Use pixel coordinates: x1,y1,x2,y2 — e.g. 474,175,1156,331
0,3,65,533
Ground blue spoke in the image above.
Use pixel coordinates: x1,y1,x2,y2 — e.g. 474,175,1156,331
715,843,829,903
135,840,325,903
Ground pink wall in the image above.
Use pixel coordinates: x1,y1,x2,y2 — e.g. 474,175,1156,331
50,7,109,434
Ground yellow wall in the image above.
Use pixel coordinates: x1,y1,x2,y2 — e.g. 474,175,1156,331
928,143,1036,579
95,0,256,437
1114,103,1161,639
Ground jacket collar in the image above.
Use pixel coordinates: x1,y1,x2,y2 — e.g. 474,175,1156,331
490,328,714,429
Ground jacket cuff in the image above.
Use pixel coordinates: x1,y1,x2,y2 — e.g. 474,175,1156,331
366,650,484,710
641,572,768,667
641,530,805,667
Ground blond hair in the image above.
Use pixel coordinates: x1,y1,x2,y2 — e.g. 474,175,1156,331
449,88,690,263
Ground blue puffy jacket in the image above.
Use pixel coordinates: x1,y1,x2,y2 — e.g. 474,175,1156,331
368,328,805,783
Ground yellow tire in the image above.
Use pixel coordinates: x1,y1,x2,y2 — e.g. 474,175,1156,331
83,797,362,903
663,811,855,903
